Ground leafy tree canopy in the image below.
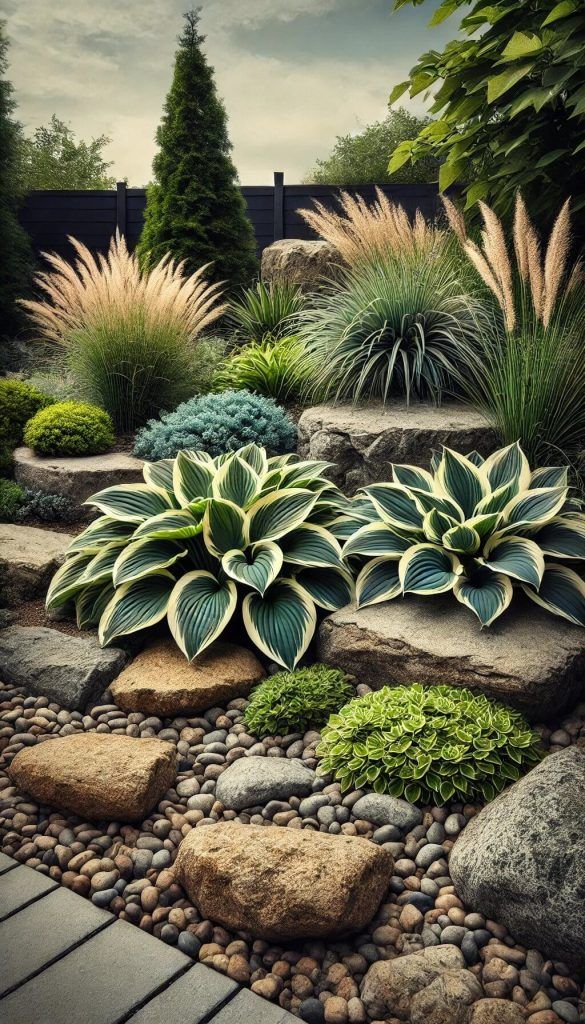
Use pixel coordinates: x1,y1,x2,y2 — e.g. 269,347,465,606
389,0,585,225
304,107,439,184
18,115,117,191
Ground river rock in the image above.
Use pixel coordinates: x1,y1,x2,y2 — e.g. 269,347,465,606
449,746,585,971
215,756,314,810
173,821,392,940
110,638,264,715
0,524,73,603
469,1001,526,1024
360,944,465,1020
261,238,343,291
351,793,422,832
8,733,176,821
410,969,483,1024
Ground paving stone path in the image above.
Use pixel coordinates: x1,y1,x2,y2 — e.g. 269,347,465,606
0,854,297,1024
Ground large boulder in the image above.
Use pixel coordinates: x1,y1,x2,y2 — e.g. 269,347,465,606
0,524,72,604
215,756,314,811
110,638,264,716
317,596,585,720
410,969,483,1024
173,821,392,940
0,625,128,711
298,402,497,493
8,733,176,821
360,944,465,1021
449,746,585,971
13,447,144,514
260,238,343,291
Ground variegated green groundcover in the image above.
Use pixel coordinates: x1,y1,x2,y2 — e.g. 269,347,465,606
46,441,585,669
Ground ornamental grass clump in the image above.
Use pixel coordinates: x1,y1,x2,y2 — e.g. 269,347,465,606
20,233,226,432
213,335,313,403
342,441,585,627
317,684,543,805
244,664,354,738
228,280,306,341
45,444,353,669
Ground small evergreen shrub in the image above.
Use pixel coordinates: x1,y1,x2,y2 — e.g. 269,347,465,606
133,390,297,461
17,489,78,524
0,478,25,521
0,378,53,449
24,401,115,456
317,684,543,805
244,665,354,738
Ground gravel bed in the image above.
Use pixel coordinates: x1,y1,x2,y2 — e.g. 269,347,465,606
1,678,584,1024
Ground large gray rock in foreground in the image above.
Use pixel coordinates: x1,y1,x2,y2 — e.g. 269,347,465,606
298,402,497,492
449,747,585,971
317,596,585,720
0,625,128,710
261,238,343,291
14,447,143,512
0,524,73,604
215,755,314,810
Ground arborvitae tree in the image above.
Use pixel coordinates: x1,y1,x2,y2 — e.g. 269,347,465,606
0,24,32,344
137,9,257,290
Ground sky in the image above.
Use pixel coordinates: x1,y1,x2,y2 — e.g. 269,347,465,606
3,0,456,186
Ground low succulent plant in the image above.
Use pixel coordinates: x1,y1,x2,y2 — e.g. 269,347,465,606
341,441,585,627
244,664,354,738
45,444,353,669
317,684,543,805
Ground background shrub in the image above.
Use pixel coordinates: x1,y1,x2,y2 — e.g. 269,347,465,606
0,378,53,448
133,390,297,461
16,489,78,523
213,335,313,403
0,478,25,521
244,665,354,738
317,684,543,805
228,281,306,342
24,401,115,456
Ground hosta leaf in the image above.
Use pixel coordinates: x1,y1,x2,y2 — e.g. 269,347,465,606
482,535,545,588
46,552,94,609
133,506,205,541
442,524,481,554
80,543,124,586
167,570,237,660
423,508,457,543
113,538,187,587
475,480,519,516
534,517,585,560
66,516,134,555
356,557,402,607
173,451,214,506
280,523,344,568
75,582,115,630
483,441,530,493
142,459,175,493
412,488,464,523
362,483,424,532
248,489,318,543
212,455,259,508
399,544,462,595
204,499,248,557
184,533,221,573
242,579,317,669
294,566,354,611
435,447,487,518
503,486,567,530
530,466,568,489
85,484,172,523
465,450,485,467
343,522,412,561
222,541,283,595
465,513,502,539
392,464,434,492
522,564,585,626
454,567,514,626
99,572,175,646
237,443,268,477
280,460,333,488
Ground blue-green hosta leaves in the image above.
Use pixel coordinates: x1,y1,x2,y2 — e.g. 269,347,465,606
113,539,187,588
238,442,268,477
99,572,175,646
534,517,585,560
132,507,205,542
85,484,172,523
422,508,458,544
454,567,514,626
503,486,568,531
435,448,487,518
173,451,214,506
399,544,462,595
523,565,585,626
356,557,401,607
212,455,259,508
75,582,115,630
482,535,544,588
530,466,568,489
203,499,248,557
294,566,354,611
66,516,136,555
222,541,283,595
142,458,175,493
342,522,413,561
391,464,434,492
442,524,481,554
243,580,317,669
248,489,318,542
483,441,530,494
362,483,424,532
167,571,237,659
79,543,125,586
46,552,94,609
280,523,344,568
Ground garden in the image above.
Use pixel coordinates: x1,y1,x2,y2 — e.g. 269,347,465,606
1,3,585,1024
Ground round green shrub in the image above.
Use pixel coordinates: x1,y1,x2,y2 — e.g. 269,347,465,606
0,378,53,449
133,390,297,461
0,478,25,521
317,684,543,806
244,665,354,738
23,401,115,456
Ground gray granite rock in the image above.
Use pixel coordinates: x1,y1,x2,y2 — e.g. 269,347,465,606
0,625,128,711
351,793,422,832
215,756,315,811
0,524,72,604
449,747,585,971
260,238,343,291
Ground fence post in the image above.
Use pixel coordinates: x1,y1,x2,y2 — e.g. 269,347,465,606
116,181,127,238
273,171,284,242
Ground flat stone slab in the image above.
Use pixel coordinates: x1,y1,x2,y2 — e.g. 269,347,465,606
317,596,585,720
215,755,315,811
110,638,265,716
0,524,73,604
0,864,58,922
9,733,176,822
174,821,393,940
13,447,144,510
298,402,497,492
0,625,128,711
129,964,238,1024
449,747,585,972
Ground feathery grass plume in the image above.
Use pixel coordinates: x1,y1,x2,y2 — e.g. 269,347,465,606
20,233,227,432
442,195,467,244
462,239,505,309
478,201,515,332
542,198,571,328
299,187,445,266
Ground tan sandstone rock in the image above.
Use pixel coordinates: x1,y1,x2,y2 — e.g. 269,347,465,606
110,638,265,715
261,238,344,291
410,969,483,1024
360,945,465,1021
469,1000,526,1024
9,733,176,821
173,821,392,941
0,523,73,603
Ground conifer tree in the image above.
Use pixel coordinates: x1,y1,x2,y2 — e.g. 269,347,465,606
137,9,257,289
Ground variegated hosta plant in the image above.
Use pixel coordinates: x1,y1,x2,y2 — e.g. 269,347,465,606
45,444,354,669
342,442,585,627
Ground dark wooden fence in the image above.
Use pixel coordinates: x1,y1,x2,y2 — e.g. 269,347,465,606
18,174,443,261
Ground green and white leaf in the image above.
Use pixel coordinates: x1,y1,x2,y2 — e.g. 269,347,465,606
411,488,464,523
99,572,175,646
242,579,317,669
442,524,481,554
142,459,175,493
173,451,214,506
530,466,568,489
212,455,260,508
248,488,318,543
392,464,434,492
422,508,457,543
280,523,344,568
85,484,172,523
482,535,545,588
79,543,125,586
522,564,585,626
355,556,402,607
362,483,424,532
132,506,205,541
237,443,268,477
113,539,187,587
483,441,530,493
167,570,237,660
294,566,354,610
75,582,115,630
46,552,94,609
465,512,502,539
454,567,513,627
435,447,488,518
66,516,135,555
342,521,412,561
203,499,248,557
474,480,519,516
503,486,568,531
534,517,585,560
399,543,462,595
222,541,283,595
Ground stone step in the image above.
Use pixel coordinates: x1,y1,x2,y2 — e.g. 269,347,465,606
13,447,144,514
0,524,73,604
